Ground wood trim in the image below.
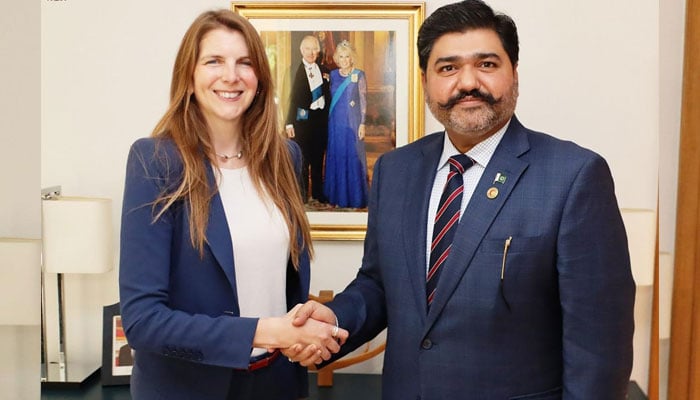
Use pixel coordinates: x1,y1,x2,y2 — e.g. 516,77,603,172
668,0,700,397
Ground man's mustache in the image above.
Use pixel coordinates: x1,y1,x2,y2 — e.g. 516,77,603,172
438,89,498,109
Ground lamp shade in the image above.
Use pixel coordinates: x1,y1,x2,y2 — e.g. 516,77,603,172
0,238,41,325
42,196,113,274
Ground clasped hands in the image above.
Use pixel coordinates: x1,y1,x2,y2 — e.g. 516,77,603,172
256,301,347,366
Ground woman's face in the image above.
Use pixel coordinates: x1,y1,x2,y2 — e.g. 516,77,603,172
192,28,259,131
336,49,353,70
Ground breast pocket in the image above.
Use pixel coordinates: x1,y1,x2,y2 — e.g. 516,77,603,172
478,235,554,279
475,235,557,309
478,235,546,255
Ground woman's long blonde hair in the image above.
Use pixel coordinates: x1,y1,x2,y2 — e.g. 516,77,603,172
150,9,312,267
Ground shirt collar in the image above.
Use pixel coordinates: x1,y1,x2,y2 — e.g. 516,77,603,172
437,119,511,171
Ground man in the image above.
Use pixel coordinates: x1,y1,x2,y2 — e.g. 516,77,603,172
286,35,331,203
287,1,635,399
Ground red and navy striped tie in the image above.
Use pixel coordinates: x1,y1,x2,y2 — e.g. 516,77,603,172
427,154,474,307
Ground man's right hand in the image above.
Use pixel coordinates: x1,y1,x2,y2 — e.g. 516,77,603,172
291,300,336,327
283,300,345,366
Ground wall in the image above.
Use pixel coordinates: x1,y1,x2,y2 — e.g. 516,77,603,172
1,1,41,398
40,0,667,395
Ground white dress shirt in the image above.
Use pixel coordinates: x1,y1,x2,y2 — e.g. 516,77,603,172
425,121,510,275
303,59,325,110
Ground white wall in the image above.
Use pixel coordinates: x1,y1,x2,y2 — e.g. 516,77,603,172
1,1,41,398
40,0,667,395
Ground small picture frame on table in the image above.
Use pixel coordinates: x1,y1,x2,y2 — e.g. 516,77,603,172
101,302,132,386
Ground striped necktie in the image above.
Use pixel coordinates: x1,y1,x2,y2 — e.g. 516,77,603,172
427,154,474,307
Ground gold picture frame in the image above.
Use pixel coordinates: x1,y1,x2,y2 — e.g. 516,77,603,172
232,2,426,240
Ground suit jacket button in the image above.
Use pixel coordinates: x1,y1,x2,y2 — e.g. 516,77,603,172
421,339,432,349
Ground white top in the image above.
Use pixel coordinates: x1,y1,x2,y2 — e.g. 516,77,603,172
303,59,325,110
216,166,290,356
425,122,510,275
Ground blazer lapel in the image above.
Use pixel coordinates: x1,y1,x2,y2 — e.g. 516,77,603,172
426,118,530,326
204,164,238,293
402,133,444,318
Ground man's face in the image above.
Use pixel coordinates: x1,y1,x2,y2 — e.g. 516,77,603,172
422,29,518,152
300,38,320,64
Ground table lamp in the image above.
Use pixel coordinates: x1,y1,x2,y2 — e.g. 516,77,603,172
41,186,113,387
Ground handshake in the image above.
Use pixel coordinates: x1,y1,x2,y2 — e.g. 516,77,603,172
254,300,349,366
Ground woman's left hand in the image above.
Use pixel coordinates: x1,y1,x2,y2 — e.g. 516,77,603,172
358,124,366,140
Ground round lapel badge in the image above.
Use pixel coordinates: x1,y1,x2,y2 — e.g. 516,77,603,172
487,187,499,199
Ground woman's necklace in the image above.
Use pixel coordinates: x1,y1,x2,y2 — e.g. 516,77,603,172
215,150,243,161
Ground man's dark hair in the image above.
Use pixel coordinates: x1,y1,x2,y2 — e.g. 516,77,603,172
417,0,519,71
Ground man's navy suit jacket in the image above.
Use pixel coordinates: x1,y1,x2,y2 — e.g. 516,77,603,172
328,116,635,400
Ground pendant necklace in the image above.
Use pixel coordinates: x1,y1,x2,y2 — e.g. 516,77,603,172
216,150,243,160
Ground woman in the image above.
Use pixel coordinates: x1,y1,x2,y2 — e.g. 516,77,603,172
119,10,346,400
323,40,369,208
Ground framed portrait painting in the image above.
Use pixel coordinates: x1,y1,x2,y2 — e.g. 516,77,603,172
232,2,426,240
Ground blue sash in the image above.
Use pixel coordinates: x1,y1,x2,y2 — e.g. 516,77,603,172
311,85,323,103
329,69,356,115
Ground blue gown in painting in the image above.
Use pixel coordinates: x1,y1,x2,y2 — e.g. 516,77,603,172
323,68,368,208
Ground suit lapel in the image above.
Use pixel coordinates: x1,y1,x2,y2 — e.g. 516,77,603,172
402,133,444,318
426,118,530,326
